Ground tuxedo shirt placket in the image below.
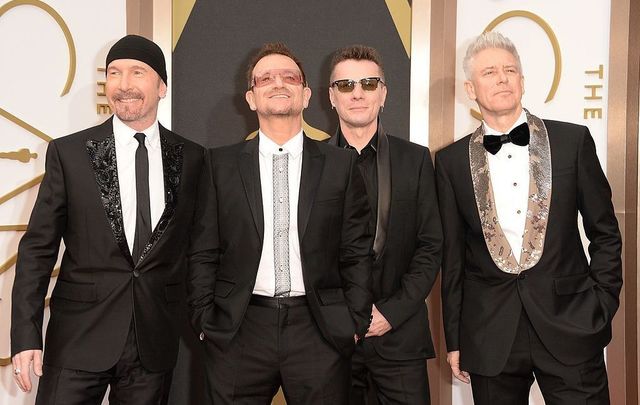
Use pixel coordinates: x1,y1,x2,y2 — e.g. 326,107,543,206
485,113,530,262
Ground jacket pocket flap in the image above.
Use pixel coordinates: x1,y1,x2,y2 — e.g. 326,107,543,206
554,273,597,295
214,279,235,298
317,288,345,305
165,283,182,303
52,280,97,303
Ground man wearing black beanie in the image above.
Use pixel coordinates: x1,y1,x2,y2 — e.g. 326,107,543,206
11,34,205,405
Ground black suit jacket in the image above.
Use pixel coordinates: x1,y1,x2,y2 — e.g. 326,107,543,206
187,135,373,357
11,117,206,372
435,120,622,376
329,129,443,360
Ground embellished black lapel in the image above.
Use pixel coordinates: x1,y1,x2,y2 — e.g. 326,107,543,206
298,135,324,238
373,124,391,259
238,137,264,241
137,126,184,266
86,119,134,267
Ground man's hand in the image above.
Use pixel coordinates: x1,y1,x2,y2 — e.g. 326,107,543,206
12,350,43,392
447,350,470,383
365,304,392,337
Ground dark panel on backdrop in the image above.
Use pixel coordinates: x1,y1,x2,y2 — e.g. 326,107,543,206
172,0,411,148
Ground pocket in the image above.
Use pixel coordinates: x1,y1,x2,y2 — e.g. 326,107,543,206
552,166,576,177
214,279,235,298
316,288,346,305
51,280,97,303
554,273,597,295
165,283,182,303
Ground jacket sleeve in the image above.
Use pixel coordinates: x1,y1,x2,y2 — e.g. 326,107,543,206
435,151,466,352
186,148,219,334
11,141,67,356
376,149,443,329
339,152,374,339
576,128,622,321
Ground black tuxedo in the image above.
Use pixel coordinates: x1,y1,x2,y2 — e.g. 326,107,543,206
435,119,622,378
188,134,372,354
330,127,442,404
187,134,373,403
11,117,206,375
329,129,442,360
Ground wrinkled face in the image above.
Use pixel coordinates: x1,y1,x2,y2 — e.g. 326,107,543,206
329,59,387,131
464,47,524,119
106,59,166,130
245,54,311,118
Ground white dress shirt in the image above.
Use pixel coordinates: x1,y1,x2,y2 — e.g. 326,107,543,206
254,130,305,297
485,110,529,262
112,115,165,255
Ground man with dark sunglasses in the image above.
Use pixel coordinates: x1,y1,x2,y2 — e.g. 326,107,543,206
187,42,374,404
328,45,443,405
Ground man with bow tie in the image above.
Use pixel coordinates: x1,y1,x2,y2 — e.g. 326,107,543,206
435,32,621,404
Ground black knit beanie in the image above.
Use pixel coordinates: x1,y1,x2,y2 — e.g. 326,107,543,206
106,34,167,84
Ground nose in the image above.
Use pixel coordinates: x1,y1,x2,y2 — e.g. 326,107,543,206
351,82,365,98
119,72,130,90
274,74,285,87
497,69,508,84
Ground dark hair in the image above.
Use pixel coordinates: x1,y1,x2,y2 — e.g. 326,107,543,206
329,45,385,81
246,42,307,89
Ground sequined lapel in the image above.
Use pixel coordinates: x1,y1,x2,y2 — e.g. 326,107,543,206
469,109,552,274
86,132,135,267
137,129,184,265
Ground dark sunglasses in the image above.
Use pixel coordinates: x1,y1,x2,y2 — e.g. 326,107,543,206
330,77,385,93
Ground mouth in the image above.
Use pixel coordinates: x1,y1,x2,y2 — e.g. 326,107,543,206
116,98,142,103
269,93,290,99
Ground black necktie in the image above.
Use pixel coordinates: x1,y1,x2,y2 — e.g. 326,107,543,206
483,122,530,155
132,133,151,263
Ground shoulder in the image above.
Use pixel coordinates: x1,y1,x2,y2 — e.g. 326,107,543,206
387,134,429,154
311,137,355,160
542,119,590,150
160,126,205,154
52,120,112,147
435,134,472,162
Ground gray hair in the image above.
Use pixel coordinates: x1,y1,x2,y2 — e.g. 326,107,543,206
462,32,522,79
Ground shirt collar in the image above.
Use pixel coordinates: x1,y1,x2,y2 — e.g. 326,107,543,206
112,115,161,150
336,127,378,153
258,129,304,158
483,109,527,136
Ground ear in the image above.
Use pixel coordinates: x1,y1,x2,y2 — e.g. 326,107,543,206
158,80,168,99
464,80,476,101
520,75,525,96
328,86,336,108
380,83,388,106
245,90,257,111
302,86,312,109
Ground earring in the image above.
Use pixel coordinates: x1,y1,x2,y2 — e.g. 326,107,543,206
331,105,335,109
380,105,384,113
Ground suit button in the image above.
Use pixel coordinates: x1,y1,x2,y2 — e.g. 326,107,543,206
517,273,526,280
133,270,140,278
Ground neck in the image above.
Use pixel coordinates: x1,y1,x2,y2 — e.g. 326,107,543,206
482,106,523,133
340,120,377,152
258,115,302,145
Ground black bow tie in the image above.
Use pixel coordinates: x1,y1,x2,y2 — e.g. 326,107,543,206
483,122,530,155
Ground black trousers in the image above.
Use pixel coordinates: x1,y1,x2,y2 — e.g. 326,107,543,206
350,340,430,405
470,310,610,405
204,295,351,405
35,321,172,405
